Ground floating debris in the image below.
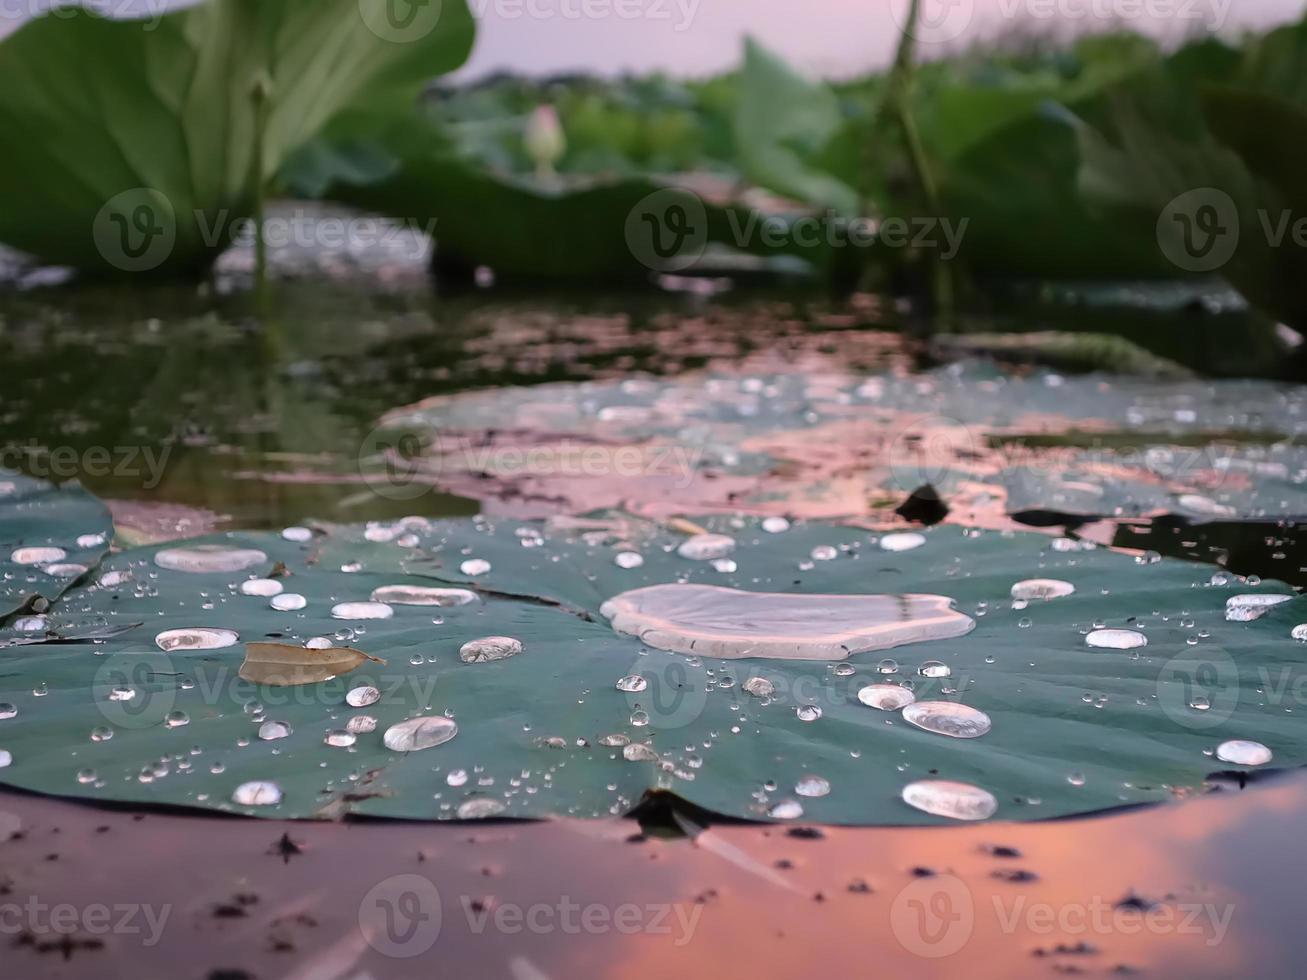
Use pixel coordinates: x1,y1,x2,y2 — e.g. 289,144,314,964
238,643,382,686
742,676,775,698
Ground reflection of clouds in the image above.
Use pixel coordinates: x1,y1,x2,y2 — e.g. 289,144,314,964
4,773,1307,974
599,778,1307,979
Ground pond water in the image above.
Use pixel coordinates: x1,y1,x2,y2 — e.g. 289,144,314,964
2,206,1304,589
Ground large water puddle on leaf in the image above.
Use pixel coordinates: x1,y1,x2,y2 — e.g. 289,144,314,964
601,584,974,660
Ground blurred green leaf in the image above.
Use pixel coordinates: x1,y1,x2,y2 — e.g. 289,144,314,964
0,0,474,273
733,38,859,216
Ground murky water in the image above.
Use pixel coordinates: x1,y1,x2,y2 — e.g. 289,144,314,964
0,260,896,532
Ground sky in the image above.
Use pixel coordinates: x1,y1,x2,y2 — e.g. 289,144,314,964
1,0,1303,78
457,0,1307,78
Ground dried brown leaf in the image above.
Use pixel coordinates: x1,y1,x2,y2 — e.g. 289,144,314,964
238,642,384,687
